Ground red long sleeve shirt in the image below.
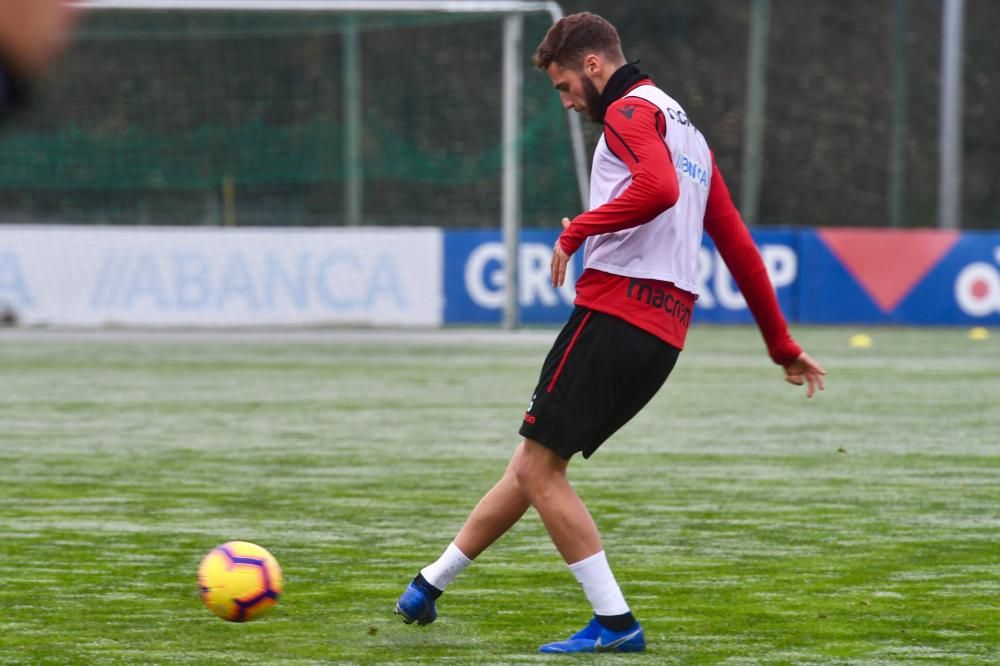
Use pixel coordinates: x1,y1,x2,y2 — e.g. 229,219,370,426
564,93,802,366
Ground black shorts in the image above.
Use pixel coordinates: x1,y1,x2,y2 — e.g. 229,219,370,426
518,306,680,460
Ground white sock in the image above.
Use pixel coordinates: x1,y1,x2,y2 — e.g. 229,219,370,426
420,542,472,591
568,550,630,616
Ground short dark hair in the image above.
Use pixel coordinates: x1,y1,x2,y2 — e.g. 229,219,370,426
533,12,624,71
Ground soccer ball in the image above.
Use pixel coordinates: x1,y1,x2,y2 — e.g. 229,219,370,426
198,541,283,622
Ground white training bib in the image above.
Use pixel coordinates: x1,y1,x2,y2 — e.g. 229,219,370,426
584,85,712,296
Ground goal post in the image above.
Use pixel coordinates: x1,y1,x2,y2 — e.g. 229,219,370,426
69,0,590,330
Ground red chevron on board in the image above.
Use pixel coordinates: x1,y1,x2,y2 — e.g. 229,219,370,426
817,228,959,313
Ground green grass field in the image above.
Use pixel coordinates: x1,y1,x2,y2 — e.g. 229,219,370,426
1,325,997,665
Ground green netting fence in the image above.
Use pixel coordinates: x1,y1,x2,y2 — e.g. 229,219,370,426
0,10,579,227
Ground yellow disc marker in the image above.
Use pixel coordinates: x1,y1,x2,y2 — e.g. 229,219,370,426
849,333,873,349
968,327,990,341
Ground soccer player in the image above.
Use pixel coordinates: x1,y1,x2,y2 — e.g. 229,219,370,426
0,0,76,122
395,11,825,653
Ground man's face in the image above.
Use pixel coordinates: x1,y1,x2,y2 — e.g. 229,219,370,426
546,61,604,123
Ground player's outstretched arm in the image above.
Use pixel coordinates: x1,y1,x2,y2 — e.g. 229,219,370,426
783,351,826,398
702,155,803,366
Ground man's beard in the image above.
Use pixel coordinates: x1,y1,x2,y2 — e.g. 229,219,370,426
581,75,604,123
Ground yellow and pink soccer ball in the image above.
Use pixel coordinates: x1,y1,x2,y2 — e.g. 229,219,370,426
198,541,283,622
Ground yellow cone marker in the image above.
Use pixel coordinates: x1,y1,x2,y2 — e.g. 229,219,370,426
849,333,873,349
968,327,990,341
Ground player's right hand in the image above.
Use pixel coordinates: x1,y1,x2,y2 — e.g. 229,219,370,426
551,242,570,288
550,217,573,288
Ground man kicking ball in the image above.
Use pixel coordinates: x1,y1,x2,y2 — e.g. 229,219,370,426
394,11,825,653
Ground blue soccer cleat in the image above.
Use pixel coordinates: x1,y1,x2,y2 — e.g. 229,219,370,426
393,578,438,626
538,616,646,653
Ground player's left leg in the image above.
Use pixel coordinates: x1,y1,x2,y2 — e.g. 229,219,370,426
513,438,599,562
517,311,681,652
514,439,645,653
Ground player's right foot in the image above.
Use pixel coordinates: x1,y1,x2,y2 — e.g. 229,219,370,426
538,616,646,653
393,575,439,625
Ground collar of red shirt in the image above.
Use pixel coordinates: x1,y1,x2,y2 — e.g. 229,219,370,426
598,62,651,123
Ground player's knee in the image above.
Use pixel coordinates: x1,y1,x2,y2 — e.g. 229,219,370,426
513,440,563,499
512,458,536,496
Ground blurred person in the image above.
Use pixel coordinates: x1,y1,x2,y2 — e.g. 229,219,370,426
393,11,825,653
0,0,76,121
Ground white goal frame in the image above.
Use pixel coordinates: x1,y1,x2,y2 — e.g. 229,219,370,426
73,0,590,330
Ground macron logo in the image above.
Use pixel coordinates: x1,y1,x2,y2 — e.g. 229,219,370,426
617,104,637,120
